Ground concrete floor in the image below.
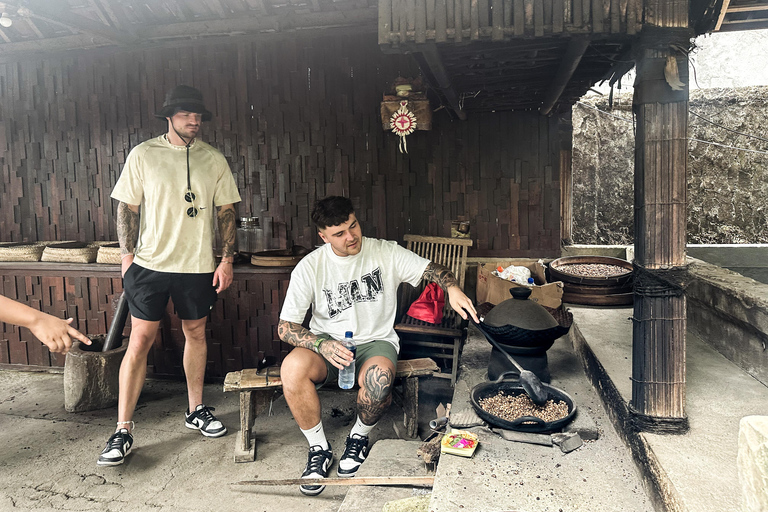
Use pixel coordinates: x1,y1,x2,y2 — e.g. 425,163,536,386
572,305,768,512
0,370,408,512
1,304,761,511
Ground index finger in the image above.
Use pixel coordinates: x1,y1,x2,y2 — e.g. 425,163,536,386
68,326,91,345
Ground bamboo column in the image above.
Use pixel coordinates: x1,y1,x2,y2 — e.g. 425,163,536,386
630,1,692,433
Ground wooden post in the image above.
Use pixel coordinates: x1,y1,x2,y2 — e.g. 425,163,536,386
630,1,692,432
559,111,573,245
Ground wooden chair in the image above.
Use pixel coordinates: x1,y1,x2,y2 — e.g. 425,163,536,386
394,235,473,385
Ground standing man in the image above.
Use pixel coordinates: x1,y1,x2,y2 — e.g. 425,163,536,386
278,196,478,496
98,85,241,466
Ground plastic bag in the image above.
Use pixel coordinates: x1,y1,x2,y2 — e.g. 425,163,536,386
407,283,445,324
493,264,532,284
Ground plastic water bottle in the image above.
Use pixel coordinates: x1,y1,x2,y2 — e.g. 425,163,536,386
338,331,357,389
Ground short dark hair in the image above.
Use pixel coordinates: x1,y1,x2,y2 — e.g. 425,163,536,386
311,196,355,229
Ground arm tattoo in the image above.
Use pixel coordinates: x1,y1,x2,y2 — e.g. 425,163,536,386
116,202,140,256
216,204,236,259
422,262,459,289
357,364,393,425
277,319,319,351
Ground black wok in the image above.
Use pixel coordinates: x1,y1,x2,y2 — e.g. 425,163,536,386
470,372,577,433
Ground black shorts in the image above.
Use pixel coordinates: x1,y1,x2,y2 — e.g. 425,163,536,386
123,264,218,321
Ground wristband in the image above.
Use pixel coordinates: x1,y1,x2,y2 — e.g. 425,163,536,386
313,337,327,353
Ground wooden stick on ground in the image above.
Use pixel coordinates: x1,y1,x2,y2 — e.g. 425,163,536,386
232,476,434,488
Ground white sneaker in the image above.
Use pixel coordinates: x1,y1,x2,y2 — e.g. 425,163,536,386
337,434,369,477
97,429,133,466
300,445,333,496
184,404,227,437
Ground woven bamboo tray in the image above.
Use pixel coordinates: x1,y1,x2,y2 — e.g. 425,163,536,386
41,242,98,263
96,242,121,264
0,242,45,262
250,246,310,267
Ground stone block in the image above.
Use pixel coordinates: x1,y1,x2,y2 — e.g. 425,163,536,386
564,407,600,441
739,415,768,512
552,432,583,453
64,338,127,413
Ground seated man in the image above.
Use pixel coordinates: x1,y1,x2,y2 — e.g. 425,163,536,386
278,196,478,496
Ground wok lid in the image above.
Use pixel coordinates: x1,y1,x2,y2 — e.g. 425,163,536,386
483,287,558,331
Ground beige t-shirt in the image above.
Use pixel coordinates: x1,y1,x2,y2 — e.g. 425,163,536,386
111,135,241,274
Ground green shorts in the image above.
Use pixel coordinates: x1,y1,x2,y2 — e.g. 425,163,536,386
320,339,398,388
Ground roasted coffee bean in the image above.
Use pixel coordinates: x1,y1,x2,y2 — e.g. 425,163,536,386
554,263,630,278
478,391,569,423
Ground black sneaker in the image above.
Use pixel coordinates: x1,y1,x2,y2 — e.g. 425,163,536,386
97,429,133,466
185,404,227,438
299,444,333,496
337,434,369,478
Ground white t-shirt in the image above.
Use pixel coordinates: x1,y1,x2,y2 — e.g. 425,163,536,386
111,135,241,274
280,237,430,352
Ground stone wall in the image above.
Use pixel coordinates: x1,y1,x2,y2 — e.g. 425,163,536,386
573,86,768,244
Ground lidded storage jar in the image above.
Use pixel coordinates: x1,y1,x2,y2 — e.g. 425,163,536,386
236,217,265,255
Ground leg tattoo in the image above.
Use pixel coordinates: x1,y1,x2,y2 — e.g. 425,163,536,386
357,365,393,425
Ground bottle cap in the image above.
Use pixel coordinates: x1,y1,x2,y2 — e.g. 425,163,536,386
345,331,353,338
527,277,535,284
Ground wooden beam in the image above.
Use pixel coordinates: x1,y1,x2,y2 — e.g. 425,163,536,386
132,7,378,40
714,0,732,31
93,0,122,28
0,8,378,57
0,33,113,56
17,1,137,45
409,43,468,120
539,36,590,115
726,3,768,13
718,17,768,30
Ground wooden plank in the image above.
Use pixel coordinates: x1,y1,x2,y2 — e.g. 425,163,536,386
379,0,393,44
553,0,564,32
470,0,480,40
416,0,428,42
454,0,464,41
611,0,621,32
479,0,490,29
435,0,448,41
714,0,731,31
492,0,504,39
591,0,604,32
514,0,525,34
233,476,435,487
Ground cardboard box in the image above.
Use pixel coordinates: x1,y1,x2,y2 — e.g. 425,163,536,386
476,259,564,309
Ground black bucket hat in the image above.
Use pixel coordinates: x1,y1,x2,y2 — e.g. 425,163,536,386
154,85,212,122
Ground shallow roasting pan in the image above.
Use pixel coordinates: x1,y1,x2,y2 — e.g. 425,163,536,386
470,372,577,433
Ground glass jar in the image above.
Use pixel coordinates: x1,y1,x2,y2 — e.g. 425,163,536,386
236,217,265,255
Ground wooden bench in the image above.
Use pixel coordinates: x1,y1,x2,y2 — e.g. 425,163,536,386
394,235,473,385
223,357,441,463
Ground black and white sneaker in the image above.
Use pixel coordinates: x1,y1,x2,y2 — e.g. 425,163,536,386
337,434,369,478
97,429,133,466
185,404,227,438
299,444,333,496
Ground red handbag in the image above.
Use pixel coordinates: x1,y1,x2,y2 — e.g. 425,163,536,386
406,283,445,324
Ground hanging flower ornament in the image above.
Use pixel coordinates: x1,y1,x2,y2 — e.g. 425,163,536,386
390,100,417,153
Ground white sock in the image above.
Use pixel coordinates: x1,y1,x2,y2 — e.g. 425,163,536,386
300,421,329,450
349,416,375,438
